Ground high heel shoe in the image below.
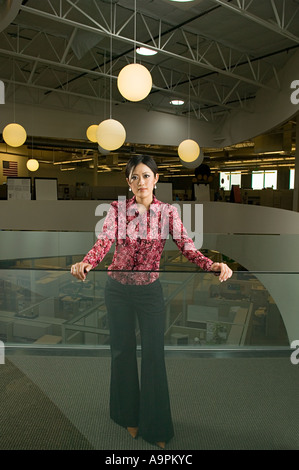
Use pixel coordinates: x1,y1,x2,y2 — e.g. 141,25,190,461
127,427,138,439
156,441,166,449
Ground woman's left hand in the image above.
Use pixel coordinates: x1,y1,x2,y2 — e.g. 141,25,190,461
210,262,233,282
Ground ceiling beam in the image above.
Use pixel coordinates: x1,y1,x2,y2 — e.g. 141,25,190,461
19,3,275,91
211,0,299,44
0,48,235,112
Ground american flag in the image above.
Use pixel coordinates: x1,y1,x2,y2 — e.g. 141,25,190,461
3,161,18,177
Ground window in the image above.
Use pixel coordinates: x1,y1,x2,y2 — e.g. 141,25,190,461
220,172,241,190
290,169,295,189
252,171,264,189
252,170,277,190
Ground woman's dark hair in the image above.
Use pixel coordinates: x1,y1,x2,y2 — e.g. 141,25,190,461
125,155,158,179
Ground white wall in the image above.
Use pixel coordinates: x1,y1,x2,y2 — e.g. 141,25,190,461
1,199,299,233
0,101,217,148
219,49,299,146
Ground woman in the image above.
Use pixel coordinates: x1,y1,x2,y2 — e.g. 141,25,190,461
71,155,232,448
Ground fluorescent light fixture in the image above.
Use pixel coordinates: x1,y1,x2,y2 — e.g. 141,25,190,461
164,174,192,177
158,164,182,168
53,157,93,165
170,99,184,105
136,47,157,56
258,151,286,155
169,0,195,2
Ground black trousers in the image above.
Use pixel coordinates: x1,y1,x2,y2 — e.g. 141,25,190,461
104,276,174,444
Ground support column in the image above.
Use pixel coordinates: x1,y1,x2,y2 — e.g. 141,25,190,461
292,117,299,211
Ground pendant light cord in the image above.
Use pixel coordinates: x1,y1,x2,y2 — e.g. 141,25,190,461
110,0,113,119
134,0,137,64
13,59,16,123
188,65,191,139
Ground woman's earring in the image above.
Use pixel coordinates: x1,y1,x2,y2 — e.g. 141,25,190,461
129,187,132,191
154,184,157,189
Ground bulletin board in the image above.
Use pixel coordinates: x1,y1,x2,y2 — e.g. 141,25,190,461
6,177,31,200
34,178,58,200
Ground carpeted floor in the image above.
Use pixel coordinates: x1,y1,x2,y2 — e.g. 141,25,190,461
0,352,298,450
0,359,94,450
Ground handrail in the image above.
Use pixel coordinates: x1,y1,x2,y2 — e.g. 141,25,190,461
1,266,299,274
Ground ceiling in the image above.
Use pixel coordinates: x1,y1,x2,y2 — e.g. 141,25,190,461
1,0,299,176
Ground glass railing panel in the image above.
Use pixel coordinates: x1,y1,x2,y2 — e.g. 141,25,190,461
0,268,292,349
1,230,298,275
161,270,290,348
0,231,97,269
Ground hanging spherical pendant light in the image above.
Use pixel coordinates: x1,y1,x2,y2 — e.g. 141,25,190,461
3,123,27,147
178,139,202,168
117,0,153,102
26,158,39,172
86,124,99,143
96,118,126,151
117,63,152,102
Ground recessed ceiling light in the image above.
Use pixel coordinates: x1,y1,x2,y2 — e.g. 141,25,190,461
136,47,158,56
170,99,184,105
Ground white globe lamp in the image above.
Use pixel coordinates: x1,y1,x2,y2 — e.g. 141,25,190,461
86,125,98,143
96,119,126,151
178,139,202,168
117,63,152,102
26,159,39,171
3,123,27,147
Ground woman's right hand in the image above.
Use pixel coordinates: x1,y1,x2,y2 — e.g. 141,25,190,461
71,262,93,281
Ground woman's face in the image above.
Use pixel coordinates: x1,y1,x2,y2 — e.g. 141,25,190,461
127,163,159,199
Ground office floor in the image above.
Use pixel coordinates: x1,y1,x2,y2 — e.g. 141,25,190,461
0,351,298,450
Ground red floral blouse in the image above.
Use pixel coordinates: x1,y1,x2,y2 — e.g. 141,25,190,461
83,195,213,285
